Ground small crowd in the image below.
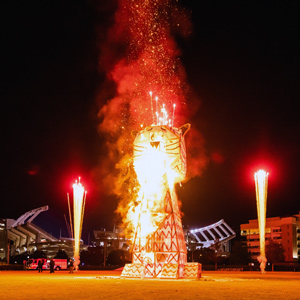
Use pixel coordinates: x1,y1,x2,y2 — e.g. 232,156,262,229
37,259,74,273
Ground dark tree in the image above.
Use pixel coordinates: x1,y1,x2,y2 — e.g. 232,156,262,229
30,250,47,259
187,242,204,262
192,247,215,265
80,246,104,266
209,239,222,270
266,240,285,271
106,249,130,266
229,241,251,265
11,251,29,265
54,249,69,259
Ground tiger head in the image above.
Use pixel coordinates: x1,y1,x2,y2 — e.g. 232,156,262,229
132,124,191,182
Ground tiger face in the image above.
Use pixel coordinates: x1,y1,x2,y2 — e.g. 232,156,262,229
132,124,190,182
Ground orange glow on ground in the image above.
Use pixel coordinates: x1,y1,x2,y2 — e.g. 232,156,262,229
1,271,300,300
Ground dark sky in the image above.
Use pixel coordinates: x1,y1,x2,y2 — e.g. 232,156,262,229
2,0,300,240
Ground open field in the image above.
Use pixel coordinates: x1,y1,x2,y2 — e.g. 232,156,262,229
0,270,299,300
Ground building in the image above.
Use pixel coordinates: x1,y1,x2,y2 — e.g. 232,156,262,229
1,206,87,261
92,219,236,259
92,227,130,264
186,219,236,256
93,228,129,252
0,218,7,261
240,212,300,262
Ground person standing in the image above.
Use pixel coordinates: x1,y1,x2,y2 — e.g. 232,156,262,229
38,259,43,273
69,259,74,274
49,258,55,273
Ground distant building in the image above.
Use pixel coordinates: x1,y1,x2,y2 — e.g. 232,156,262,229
32,237,86,259
93,227,129,250
185,219,236,256
92,220,236,259
0,218,7,261
92,227,130,264
240,212,300,262
1,206,87,261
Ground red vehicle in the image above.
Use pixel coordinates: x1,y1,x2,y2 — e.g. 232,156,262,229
25,258,68,270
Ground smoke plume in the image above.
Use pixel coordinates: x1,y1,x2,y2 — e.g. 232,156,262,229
96,0,207,227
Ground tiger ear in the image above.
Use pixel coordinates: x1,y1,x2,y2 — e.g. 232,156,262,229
179,123,191,136
131,130,139,138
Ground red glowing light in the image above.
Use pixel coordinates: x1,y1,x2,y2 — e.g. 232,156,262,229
27,165,40,176
211,152,225,164
239,151,275,185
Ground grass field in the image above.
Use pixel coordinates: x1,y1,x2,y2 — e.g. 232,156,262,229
0,270,299,300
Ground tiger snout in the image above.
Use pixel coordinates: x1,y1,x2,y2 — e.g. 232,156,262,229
150,141,160,149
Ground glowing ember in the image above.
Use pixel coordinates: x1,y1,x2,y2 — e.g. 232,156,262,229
254,169,268,273
69,178,86,271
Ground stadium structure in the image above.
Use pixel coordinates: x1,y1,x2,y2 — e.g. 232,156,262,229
186,219,236,254
0,206,86,261
1,206,236,263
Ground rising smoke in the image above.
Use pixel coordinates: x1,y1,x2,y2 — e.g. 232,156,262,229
96,0,207,228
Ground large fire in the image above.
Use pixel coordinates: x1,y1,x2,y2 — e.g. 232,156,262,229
129,121,190,243
117,99,191,277
97,0,204,278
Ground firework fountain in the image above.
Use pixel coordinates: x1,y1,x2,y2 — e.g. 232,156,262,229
254,170,268,274
67,178,86,271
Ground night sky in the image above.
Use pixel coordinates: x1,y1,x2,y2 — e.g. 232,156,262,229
2,1,300,240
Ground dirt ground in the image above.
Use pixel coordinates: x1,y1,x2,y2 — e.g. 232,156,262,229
0,270,299,300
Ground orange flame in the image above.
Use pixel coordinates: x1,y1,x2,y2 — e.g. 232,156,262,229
123,124,188,248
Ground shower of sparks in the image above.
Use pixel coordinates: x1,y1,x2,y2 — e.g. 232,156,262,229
98,0,191,133
172,104,176,127
149,91,154,124
71,177,86,271
99,0,207,251
254,170,268,273
148,91,175,126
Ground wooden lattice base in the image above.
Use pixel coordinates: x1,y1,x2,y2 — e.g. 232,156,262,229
120,263,144,278
160,263,179,279
183,263,202,279
121,262,202,279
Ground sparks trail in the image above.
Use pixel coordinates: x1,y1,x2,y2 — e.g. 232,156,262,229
98,0,190,133
147,91,176,127
254,170,268,274
67,177,86,271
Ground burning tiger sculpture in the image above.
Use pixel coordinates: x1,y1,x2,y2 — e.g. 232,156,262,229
121,124,191,278
132,123,191,182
